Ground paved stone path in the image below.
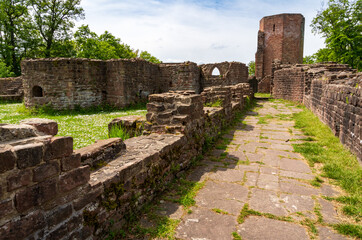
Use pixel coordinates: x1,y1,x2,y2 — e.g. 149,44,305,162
135,99,351,240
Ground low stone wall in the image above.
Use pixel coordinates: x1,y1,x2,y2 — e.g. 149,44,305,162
0,83,253,239
304,72,361,161
257,75,271,93
271,62,361,162
0,77,23,101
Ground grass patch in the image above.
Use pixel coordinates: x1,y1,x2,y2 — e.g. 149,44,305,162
310,176,324,187
0,102,147,149
333,223,362,239
292,106,362,222
237,203,292,224
204,99,223,107
212,208,229,215
254,93,271,98
232,232,242,240
300,218,318,236
257,114,274,124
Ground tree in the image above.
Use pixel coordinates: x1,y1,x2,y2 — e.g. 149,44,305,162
311,0,362,70
248,61,255,76
0,0,32,75
30,0,84,57
139,51,161,64
0,59,14,77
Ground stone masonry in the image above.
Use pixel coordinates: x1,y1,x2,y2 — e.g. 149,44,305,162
0,83,253,240
272,62,361,162
21,58,249,110
255,13,305,92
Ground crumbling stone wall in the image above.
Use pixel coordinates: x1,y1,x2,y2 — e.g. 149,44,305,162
272,63,353,102
271,62,360,162
0,83,253,239
106,59,165,107
21,58,249,109
200,62,248,88
21,58,107,109
0,77,23,101
159,62,201,93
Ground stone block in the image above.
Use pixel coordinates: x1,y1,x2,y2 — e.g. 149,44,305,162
45,136,73,160
0,210,45,240
14,143,43,169
61,153,81,172
0,124,38,142
46,204,73,229
21,118,58,136
33,161,60,182
15,178,57,213
0,148,16,173
0,198,14,217
58,166,90,193
45,224,68,240
7,169,32,191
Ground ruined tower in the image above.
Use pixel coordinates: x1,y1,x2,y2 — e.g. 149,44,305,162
255,13,305,92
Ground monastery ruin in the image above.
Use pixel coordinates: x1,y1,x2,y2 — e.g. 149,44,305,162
0,13,361,240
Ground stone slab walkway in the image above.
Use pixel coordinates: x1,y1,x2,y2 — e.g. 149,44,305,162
132,99,351,240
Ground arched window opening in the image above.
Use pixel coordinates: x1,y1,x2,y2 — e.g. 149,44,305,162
273,24,276,32
211,67,221,76
32,85,44,97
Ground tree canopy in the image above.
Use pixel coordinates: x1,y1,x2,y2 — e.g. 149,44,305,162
310,0,361,70
0,0,161,77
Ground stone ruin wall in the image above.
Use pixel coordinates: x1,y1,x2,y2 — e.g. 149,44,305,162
255,13,305,93
20,58,249,110
200,62,248,88
272,63,361,162
0,83,253,240
0,77,23,101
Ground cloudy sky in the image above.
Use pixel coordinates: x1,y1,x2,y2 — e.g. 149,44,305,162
78,0,327,64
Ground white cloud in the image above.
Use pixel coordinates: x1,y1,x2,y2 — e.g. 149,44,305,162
78,0,326,64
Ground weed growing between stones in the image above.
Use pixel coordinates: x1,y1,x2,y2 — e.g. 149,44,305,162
204,99,223,107
108,125,131,140
310,176,324,187
212,208,229,215
333,223,362,238
237,203,293,224
232,231,242,240
257,114,274,124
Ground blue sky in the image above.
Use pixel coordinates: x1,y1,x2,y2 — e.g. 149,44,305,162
78,0,327,64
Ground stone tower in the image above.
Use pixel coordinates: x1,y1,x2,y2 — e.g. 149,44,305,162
255,13,305,92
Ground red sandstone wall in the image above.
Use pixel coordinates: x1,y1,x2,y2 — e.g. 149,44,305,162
255,14,305,81
200,62,248,89
21,59,107,109
106,59,164,107
304,73,361,161
272,66,305,102
159,62,201,93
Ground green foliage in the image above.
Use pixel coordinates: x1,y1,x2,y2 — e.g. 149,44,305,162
248,61,255,76
108,126,131,140
140,50,161,63
311,0,362,70
30,0,84,57
254,93,271,98
204,99,223,107
333,223,362,238
232,232,242,240
303,55,316,64
0,60,15,77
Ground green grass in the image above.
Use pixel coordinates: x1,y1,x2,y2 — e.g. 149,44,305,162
291,105,361,234
204,99,223,107
254,93,271,98
212,208,229,215
257,114,274,124
232,232,242,240
0,102,147,149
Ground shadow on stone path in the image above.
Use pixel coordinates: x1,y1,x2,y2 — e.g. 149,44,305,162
131,99,351,240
